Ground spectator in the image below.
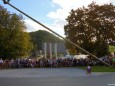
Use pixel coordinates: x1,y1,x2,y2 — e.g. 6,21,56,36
0,58,3,69
86,65,92,75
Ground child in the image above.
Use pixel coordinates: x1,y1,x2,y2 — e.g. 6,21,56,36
86,65,92,75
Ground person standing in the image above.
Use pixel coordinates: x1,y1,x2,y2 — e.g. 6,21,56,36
0,58,3,69
86,65,92,75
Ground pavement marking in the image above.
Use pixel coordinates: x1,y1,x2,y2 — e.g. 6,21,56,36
108,84,115,86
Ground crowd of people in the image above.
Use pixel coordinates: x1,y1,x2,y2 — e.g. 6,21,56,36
0,56,112,69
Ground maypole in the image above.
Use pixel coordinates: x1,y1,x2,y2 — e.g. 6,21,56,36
2,0,111,67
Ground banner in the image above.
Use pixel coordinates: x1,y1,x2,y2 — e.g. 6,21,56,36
109,45,115,52
44,43,47,59
54,43,57,58
112,58,115,62
49,43,52,59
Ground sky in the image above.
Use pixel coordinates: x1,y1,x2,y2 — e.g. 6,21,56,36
0,0,115,37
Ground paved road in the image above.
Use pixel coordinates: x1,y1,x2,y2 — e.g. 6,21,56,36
0,68,115,86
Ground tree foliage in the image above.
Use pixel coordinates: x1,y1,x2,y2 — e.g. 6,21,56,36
0,5,33,59
64,2,115,57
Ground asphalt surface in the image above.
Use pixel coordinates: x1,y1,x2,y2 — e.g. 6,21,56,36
0,68,115,86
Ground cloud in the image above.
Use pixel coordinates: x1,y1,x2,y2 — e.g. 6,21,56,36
24,19,47,32
24,19,66,37
25,0,115,37
48,19,66,37
47,0,115,37
48,0,115,20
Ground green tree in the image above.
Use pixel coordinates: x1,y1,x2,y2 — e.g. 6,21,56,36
64,2,115,57
0,5,33,59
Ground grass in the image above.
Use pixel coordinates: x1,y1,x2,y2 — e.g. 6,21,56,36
78,66,115,72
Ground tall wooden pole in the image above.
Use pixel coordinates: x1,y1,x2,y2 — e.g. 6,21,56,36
4,2,111,67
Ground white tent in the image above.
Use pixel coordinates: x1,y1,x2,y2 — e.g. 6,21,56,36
73,55,88,59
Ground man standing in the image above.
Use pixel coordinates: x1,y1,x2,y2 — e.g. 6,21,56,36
0,58,3,69
86,65,92,75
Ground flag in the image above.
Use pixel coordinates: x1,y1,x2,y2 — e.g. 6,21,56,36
54,43,57,58
49,43,52,59
44,43,47,59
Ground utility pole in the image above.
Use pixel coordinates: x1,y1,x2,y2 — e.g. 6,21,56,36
2,1,111,67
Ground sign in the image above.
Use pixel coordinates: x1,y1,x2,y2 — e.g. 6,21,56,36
109,45,115,52
112,58,115,62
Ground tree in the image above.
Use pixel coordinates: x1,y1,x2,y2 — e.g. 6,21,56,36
64,2,115,57
0,5,33,59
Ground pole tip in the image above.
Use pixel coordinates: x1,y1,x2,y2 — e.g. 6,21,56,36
2,0,10,4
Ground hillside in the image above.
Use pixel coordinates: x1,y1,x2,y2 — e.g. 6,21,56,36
29,30,64,50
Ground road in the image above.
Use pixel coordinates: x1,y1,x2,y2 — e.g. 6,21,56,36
0,68,115,86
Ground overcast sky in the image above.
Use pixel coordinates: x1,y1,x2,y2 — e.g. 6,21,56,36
0,0,115,37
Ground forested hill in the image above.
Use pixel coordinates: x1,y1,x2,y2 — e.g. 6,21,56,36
29,30,64,50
